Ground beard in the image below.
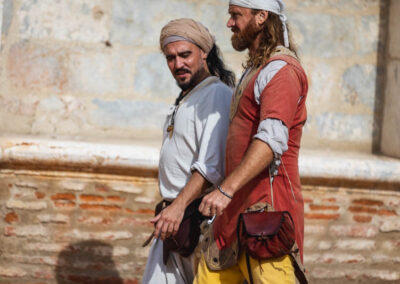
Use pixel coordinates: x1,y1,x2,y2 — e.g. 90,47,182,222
175,67,206,91
231,19,260,51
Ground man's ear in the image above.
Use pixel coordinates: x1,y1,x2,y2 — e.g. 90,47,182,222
201,50,208,61
256,10,268,25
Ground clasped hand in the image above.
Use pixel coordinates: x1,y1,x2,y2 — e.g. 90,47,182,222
151,203,184,240
199,188,232,217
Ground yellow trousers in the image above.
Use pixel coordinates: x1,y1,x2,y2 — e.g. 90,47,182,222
194,253,295,284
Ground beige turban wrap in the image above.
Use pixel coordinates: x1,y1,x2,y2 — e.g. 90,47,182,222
160,18,215,53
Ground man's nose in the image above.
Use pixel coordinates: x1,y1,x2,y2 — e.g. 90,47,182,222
175,57,184,69
227,17,234,28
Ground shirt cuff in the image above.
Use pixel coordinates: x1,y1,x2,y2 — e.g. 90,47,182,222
253,118,288,175
190,162,223,186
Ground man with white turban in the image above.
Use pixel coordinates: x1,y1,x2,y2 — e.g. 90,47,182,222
196,0,308,283
142,18,235,284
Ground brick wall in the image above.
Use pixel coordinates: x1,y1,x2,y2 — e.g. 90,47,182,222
1,171,399,283
302,185,400,282
0,170,157,284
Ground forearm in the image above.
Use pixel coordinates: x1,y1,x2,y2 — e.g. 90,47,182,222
222,139,274,196
153,170,211,239
173,170,211,208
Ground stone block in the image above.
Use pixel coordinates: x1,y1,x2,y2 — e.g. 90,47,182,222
37,214,70,224
318,240,333,250
110,183,143,194
7,42,67,91
315,113,373,142
305,224,327,235
359,15,379,54
198,3,233,51
60,180,87,191
334,239,376,250
134,52,180,99
6,199,47,210
66,48,135,96
321,253,365,264
329,224,378,237
364,270,400,281
18,0,109,43
297,0,379,10
90,99,170,130
0,266,27,277
25,243,68,253
5,225,48,237
110,0,196,46
342,64,376,109
303,253,320,264
379,217,400,233
78,216,113,225
32,95,87,136
2,0,13,36
308,63,335,101
289,13,356,58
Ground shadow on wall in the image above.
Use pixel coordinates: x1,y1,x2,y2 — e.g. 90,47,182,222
372,0,390,153
55,240,123,284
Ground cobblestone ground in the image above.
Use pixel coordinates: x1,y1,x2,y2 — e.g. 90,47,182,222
0,170,399,283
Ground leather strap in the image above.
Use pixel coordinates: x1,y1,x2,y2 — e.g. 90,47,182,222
245,252,254,284
289,254,308,284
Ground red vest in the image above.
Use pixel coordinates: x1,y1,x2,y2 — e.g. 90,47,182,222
213,54,308,261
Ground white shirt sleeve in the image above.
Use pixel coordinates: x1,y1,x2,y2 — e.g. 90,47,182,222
190,83,232,185
253,60,289,175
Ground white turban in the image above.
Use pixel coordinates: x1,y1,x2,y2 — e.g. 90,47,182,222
229,0,289,47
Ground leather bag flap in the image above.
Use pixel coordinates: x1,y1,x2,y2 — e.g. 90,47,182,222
242,211,286,236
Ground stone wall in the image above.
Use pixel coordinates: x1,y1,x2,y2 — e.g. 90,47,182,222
0,171,399,283
0,0,383,152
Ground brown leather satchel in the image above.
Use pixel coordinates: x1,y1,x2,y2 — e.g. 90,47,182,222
155,198,205,264
236,162,308,284
237,210,295,259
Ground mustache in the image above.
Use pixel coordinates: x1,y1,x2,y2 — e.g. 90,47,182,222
231,27,240,33
175,68,191,75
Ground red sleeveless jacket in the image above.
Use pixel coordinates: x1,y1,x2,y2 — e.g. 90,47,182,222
213,54,308,261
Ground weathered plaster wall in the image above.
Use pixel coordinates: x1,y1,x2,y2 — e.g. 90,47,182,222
0,0,382,151
381,0,400,158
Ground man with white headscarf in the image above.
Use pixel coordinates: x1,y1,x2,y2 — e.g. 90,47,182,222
142,18,235,284
196,0,308,283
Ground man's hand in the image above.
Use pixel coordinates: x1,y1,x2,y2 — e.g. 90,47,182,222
150,203,185,240
199,188,232,217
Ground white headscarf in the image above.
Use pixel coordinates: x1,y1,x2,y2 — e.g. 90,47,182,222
229,0,289,47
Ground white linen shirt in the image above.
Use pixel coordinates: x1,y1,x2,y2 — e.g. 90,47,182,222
158,76,233,200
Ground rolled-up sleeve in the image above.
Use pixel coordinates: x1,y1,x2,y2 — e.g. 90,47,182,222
190,84,232,185
254,118,288,175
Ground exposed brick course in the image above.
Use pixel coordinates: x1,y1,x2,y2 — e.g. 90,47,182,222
0,172,399,283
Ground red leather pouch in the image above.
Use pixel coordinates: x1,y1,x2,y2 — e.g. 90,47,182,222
237,210,295,259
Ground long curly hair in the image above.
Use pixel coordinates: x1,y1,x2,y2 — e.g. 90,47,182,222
246,10,297,68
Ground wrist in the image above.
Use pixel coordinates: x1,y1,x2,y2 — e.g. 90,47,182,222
217,185,234,199
220,180,238,196
172,197,188,209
